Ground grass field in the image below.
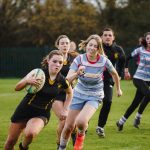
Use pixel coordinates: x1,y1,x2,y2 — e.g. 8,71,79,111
0,79,149,150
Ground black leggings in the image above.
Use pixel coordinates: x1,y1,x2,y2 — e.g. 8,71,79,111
124,78,150,119
98,82,113,127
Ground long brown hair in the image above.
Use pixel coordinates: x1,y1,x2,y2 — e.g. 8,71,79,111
41,50,63,69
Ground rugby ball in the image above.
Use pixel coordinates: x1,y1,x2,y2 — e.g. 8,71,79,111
25,68,45,94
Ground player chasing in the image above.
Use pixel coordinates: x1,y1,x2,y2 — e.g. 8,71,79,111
58,34,122,150
96,28,126,138
116,32,150,131
52,35,78,149
4,50,73,150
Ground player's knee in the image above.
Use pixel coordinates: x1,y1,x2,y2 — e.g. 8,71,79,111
76,118,87,129
103,101,112,109
65,123,74,133
5,137,17,149
24,130,38,139
59,120,65,127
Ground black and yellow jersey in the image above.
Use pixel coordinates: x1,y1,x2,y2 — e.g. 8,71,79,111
61,53,75,77
103,42,126,84
21,69,70,110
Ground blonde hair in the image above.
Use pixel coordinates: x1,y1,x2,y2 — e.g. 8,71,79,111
41,50,63,69
79,34,105,56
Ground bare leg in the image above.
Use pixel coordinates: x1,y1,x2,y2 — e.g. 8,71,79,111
73,104,96,150
4,122,26,150
62,109,80,140
52,101,66,144
59,105,96,149
22,118,44,148
76,104,96,132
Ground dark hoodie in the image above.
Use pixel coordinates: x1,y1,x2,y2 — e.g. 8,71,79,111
103,42,126,84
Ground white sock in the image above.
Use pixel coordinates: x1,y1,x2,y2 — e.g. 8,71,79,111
119,116,127,125
97,126,104,131
135,112,142,119
59,136,68,148
78,128,85,136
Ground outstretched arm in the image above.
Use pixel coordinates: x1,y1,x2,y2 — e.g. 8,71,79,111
117,47,126,78
110,68,122,97
60,86,73,120
64,86,73,111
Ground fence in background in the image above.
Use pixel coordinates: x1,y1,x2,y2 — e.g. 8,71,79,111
0,47,51,78
0,47,136,78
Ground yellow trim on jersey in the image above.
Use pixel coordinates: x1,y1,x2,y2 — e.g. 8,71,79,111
114,53,119,59
28,95,36,105
58,84,62,88
49,79,55,85
66,79,70,87
63,60,68,65
45,99,54,110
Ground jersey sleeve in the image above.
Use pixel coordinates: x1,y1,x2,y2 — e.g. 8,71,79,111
117,46,126,77
60,74,70,89
105,57,115,73
131,47,141,57
125,47,141,68
70,55,82,71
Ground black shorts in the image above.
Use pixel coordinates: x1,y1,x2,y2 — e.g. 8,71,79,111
11,101,50,125
55,91,66,102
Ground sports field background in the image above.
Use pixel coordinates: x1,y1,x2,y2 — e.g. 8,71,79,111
0,79,149,150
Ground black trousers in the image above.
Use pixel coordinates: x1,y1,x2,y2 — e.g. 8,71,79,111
98,81,113,128
124,78,150,119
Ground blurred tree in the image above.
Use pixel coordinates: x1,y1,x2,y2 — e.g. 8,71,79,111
112,0,150,48
95,0,104,13
27,0,101,47
65,0,100,44
94,0,150,49
0,0,34,46
0,0,150,49
27,0,68,47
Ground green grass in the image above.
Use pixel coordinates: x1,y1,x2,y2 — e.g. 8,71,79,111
0,79,149,150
